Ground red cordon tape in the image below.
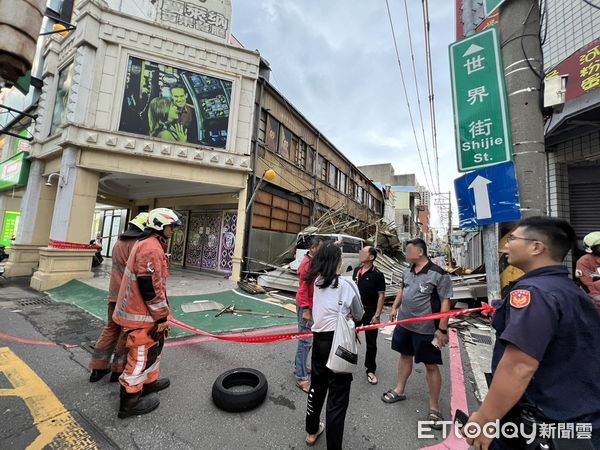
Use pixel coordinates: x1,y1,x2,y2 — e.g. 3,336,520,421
0,332,77,348
48,239,101,250
169,303,495,344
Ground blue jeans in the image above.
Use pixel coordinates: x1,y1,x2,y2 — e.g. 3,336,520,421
295,306,313,381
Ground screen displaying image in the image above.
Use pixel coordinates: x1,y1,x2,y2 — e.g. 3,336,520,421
119,56,233,149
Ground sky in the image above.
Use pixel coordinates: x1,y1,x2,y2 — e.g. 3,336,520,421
230,0,459,230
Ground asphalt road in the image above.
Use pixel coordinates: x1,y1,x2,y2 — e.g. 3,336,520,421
0,278,478,449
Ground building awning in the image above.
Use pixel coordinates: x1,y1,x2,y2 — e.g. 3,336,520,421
546,89,600,146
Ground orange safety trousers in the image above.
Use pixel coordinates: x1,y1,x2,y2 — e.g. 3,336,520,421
89,302,127,372
119,328,164,394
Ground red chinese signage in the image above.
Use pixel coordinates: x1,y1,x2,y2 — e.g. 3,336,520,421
455,1,499,40
476,10,500,33
546,38,600,101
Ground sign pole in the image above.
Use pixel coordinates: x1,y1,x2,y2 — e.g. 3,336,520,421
482,224,501,300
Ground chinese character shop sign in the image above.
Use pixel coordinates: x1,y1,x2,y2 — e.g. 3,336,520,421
0,152,30,192
545,38,600,101
159,0,231,43
449,27,512,172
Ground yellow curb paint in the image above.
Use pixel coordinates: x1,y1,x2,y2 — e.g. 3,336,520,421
0,347,98,449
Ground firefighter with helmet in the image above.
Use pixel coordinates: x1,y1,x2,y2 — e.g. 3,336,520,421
113,208,182,418
576,231,600,312
89,211,149,383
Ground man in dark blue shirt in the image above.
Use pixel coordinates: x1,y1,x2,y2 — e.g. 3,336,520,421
464,216,600,449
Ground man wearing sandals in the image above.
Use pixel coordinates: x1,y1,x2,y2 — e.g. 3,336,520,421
352,246,386,386
383,238,453,430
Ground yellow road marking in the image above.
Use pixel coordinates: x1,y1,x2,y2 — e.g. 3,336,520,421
0,347,98,449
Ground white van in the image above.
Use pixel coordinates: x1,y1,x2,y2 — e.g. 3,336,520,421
289,233,365,275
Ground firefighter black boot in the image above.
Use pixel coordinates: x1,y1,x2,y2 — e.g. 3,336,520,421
141,378,171,396
118,388,160,419
89,369,110,382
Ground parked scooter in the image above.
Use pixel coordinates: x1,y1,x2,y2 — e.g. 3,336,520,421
90,240,104,267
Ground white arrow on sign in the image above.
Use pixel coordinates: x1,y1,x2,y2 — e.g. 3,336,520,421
468,175,492,220
462,43,484,57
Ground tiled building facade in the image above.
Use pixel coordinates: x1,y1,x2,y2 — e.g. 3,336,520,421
544,0,600,265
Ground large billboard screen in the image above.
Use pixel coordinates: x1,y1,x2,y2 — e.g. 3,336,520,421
119,56,233,149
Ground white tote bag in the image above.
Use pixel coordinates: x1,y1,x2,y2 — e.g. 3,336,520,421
326,289,359,374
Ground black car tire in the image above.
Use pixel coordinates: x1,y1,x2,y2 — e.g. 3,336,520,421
212,368,268,413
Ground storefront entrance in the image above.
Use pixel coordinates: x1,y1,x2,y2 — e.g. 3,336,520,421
170,209,237,275
91,207,128,257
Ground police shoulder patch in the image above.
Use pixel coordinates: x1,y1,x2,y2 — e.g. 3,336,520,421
510,289,531,308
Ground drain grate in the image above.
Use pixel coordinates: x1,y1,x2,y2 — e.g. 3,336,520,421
470,333,493,345
17,297,53,306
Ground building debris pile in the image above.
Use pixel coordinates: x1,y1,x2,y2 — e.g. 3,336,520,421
246,207,488,304
247,207,408,299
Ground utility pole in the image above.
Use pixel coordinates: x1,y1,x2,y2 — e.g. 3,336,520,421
458,0,544,302
499,0,546,218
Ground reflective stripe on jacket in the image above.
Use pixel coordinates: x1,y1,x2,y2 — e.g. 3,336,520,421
107,238,138,303
113,234,170,329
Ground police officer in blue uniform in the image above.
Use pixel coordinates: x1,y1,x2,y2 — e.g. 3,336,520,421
464,217,600,450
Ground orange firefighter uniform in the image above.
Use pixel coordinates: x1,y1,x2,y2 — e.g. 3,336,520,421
113,234,171,394
89,237,138,374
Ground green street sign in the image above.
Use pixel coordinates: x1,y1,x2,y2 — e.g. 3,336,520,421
449,27,512,172
0,151,30,191
484,0,505,18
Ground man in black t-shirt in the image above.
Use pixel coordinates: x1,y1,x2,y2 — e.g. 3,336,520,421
353,246,386,385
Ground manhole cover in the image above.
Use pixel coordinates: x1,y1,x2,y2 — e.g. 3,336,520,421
470,333,493,345
17,298,53,306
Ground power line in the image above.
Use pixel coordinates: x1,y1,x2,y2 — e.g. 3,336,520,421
384,0,434,193
581,0,600,10
401,0,437,193
421,0,441,194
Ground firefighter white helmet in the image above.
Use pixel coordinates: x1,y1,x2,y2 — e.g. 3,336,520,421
129,212,149,231
583,231,600,253
147,208,182,231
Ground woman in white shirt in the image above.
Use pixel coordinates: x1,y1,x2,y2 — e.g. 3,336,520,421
304,243,364,449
